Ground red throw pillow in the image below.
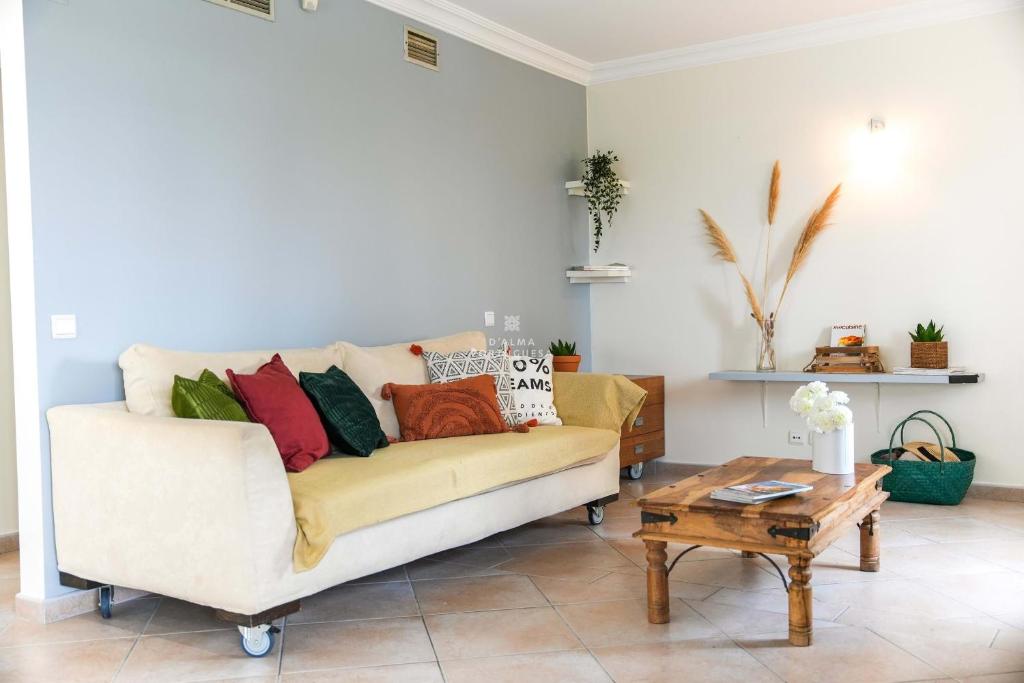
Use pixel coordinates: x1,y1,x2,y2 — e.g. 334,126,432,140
382,374,516,442
227,354,329,472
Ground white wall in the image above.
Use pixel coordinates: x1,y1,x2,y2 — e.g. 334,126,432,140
0,75,15,535
587,11,1024,487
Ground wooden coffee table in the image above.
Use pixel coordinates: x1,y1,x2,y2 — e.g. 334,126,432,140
635,456,891,646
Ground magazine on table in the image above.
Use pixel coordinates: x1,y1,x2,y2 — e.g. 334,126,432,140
710,480,813,504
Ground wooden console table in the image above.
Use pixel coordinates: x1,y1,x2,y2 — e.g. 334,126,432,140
635,456,890,646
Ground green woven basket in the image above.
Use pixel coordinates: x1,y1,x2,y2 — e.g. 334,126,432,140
870,410,975,505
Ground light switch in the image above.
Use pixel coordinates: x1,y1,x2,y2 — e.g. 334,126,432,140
484,311,495,327
51,314,77,339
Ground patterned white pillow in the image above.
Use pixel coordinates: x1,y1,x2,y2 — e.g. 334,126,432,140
422,349,517,426
509,354,562,426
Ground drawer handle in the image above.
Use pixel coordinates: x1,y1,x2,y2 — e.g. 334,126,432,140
634,444,645,454
634,416,645,427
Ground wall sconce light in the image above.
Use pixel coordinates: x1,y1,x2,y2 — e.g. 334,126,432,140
847,115,906,185
869,117,886,133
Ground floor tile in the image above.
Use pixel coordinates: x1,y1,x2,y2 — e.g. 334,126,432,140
496,542,633,581
424,606,581,660
891,517,1024,544
282,617,435,673
879,541,1006,578
498,520,601,546
144,598,231,635
406,546,512,581
879,501,968,522
655,557,783,591
831,524,934,555
704,586,847,621
755,546,898,585
684,598,843,637
944,539,1024,573
441,650,611,683
592,637,779,683
116,629,280,682
920,571,1024,616
0,637,134,682
961,673,1024,682
813,579,982,620
555,598,722,648
737,625,944,683
279,661,444,681
413,574,547,614
869,616,1024,678
0,597,159,647
289,580,419,624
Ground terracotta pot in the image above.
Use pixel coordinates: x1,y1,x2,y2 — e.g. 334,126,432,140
910,341,948,369
552,355,582,373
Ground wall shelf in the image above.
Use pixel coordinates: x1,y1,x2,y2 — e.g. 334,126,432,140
708,370,984,430
565,180,631,197
566,267,631,284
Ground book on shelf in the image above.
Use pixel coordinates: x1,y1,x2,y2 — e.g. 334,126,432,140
569,263,630,271
892,367,968,376
830,323,866,347
709,480,813,504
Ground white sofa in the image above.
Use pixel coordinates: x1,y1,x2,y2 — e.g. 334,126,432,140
47,331,623,657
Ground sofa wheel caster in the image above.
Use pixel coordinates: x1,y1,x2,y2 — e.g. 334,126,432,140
587,504,605,525
98,585,113,619
624,462,645,480
238,624,277,657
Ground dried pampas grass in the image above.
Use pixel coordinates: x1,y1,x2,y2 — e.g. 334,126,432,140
700,209,765,326
776,183,842,312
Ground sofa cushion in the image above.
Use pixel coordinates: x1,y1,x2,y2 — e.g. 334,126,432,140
386,374,508,442
339,330,487,439
422,349,517,426
171,370,250,422
228,354,330,473
120,344,346,417
288,424,620,571
299,366,389,457
510,353,562,426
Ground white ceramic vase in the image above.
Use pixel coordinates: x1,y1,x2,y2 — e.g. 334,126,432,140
811,424,855,475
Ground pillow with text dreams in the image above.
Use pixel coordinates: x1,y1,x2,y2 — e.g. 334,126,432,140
509,353,562,426
227,354,330,473
384,374,508,442
171,369,250,422
299,366,389,457
421,349,517,426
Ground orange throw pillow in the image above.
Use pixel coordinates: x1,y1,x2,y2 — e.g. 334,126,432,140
382,374,511,442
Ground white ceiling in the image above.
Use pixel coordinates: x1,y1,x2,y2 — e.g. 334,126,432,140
450,0,922,63
368,0,1023,83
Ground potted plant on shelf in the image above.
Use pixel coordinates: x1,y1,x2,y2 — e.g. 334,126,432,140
909,320,948,369
549,339,581,373
581,150,624,253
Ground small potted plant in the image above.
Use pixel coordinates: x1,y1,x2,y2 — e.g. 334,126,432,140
909,320,947,369
549,339,581,373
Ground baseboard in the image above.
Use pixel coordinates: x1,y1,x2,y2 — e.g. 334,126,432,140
966,483,1024,503
0,532,18,554
15,586,150,624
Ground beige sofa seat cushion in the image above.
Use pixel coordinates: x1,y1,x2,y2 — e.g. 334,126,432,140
339,330,487,438
288,424,619,571
120,344,346,417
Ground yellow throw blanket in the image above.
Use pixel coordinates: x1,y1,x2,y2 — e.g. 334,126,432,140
553,372,648,432
287,372,647,572
288,426,619,571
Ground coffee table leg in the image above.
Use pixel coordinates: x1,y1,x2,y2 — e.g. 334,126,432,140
644,540,670,624
788,556,813,646
860,509,881,572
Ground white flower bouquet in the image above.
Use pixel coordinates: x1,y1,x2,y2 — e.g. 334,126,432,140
789,381,853,434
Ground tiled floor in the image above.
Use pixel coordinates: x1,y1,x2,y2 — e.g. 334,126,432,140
1,466,1024,682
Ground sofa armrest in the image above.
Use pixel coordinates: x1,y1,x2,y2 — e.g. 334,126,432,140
47,402,296,615
552,373,648,433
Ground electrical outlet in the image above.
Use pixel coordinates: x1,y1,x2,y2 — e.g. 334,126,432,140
788,430,806,446
484,311,495,327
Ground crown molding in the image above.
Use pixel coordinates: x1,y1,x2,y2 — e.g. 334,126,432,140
365,0,1024,87
589,0,1024,84
362,0,590,84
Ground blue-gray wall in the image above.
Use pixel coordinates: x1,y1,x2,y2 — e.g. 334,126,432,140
24,0,589,595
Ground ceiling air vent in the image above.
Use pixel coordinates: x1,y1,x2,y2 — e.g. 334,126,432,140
405,27,439,71
205,0,275,21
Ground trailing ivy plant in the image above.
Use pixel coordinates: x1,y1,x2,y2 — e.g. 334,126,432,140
581,150,623,252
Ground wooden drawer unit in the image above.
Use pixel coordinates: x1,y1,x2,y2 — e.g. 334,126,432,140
620,375,665,477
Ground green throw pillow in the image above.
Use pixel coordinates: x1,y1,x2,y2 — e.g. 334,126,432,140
299,366,389,457
172,369,250,422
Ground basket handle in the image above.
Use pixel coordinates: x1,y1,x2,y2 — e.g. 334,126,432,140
898,410,957,448
888,416,948,470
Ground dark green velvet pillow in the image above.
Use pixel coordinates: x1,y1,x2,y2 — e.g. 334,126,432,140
299,366,389,457
172,369,250,422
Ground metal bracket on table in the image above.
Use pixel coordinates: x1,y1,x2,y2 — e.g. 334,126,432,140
641,511,678,525
665,544,790,592
767,524,818,542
